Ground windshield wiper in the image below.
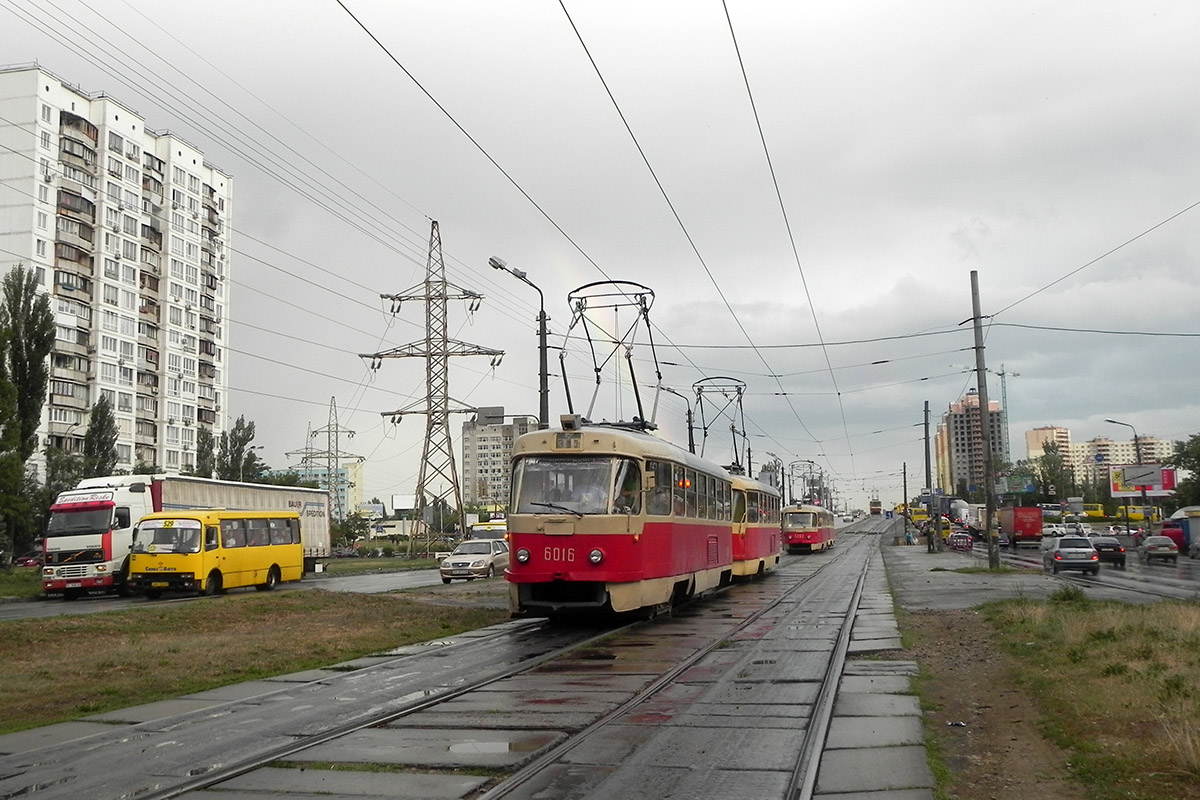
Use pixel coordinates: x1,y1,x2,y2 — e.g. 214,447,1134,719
530,502,584,518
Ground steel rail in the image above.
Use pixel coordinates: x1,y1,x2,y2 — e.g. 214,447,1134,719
787,549,870,800
139,618,629,800
476,540,863,800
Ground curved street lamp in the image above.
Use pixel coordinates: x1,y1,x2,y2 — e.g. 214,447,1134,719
1105,418,1151,537
240,445,265,482
489,256,549,430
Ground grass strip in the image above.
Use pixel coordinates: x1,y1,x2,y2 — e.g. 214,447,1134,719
0,589,508,734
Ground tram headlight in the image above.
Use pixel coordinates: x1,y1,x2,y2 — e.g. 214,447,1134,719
588,549,603,564
516,548,531,563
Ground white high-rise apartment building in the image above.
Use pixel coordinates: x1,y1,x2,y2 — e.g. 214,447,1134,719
0,65,232,477
461,407,536,508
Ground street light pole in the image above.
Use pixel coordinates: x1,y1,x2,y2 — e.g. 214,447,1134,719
1105,418,1151,539
490,256,549,429
658,386,696,453
241,445,265,482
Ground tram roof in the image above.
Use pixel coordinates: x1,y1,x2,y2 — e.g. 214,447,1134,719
512,422,735,480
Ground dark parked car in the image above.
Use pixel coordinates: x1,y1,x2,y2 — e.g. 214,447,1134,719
1089,536,1126,569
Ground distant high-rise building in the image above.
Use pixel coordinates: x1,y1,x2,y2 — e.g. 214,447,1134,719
461,407,536,508
0,65,232,478
1025,426,1072,460
934,389,1009,493
1070,435,1174,484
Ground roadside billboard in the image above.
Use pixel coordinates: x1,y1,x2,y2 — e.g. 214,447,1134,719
1109,465,1176,498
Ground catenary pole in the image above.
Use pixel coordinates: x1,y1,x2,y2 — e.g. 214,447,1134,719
970,271,1000,569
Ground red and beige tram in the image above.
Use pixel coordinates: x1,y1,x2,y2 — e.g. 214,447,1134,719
730,474,782,577
781,504,837,554
505,416,735,617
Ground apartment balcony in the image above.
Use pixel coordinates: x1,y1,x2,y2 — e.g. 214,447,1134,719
50,358,89,383
59,112,98,144
51,390,89,412
57,193,97,224
140,224,163,251
53,275,93,302
55,226,94,252
138,300,161,323
59,147,97,176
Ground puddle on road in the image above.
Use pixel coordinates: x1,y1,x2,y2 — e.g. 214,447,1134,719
448,732,559,754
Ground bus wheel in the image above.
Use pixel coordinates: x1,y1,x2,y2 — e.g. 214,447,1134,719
202,571,222,596
256,566,280,592
116,561,133,597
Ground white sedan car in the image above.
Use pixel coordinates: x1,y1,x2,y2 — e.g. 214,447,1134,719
439,539,510,583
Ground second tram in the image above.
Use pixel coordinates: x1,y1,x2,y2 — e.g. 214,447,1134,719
730,474,782,577
781,504,837,554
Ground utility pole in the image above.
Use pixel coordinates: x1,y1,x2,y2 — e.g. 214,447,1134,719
970,271,999,569
360,221,503,553
924,400,938,551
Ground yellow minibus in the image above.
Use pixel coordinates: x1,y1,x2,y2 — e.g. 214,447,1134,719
129,510,303,598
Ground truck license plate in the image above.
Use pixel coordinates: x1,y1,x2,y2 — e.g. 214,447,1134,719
151,582,169,588
66,581,82,588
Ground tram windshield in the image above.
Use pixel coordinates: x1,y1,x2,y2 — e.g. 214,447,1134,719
513,456,642,515
783,511,817,528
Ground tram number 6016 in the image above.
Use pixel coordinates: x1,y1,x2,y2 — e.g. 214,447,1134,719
544,546,575,563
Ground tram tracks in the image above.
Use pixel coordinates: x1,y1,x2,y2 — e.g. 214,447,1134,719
475,542,871,799
3,539,882,800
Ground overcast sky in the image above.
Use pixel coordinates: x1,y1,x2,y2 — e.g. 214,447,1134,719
3,0,1198,511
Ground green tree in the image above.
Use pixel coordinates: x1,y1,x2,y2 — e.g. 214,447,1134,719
0,265,55,558
0,265,55,462
254,470,319,488
216,416,257,481
1034,442,1072,503
81,395,119,477
191,427,215,478
1166,435,1200,510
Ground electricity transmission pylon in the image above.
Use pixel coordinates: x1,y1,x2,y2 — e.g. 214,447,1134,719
360,221,503,550
284,398,362,522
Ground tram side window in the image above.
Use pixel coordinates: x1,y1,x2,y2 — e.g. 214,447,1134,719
747,491,761,523
221,519,246,548
696,473,708,519
691,470,700,520
672,464,686,516
716,481,729,521
732,489,745,524
647,461,671,515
